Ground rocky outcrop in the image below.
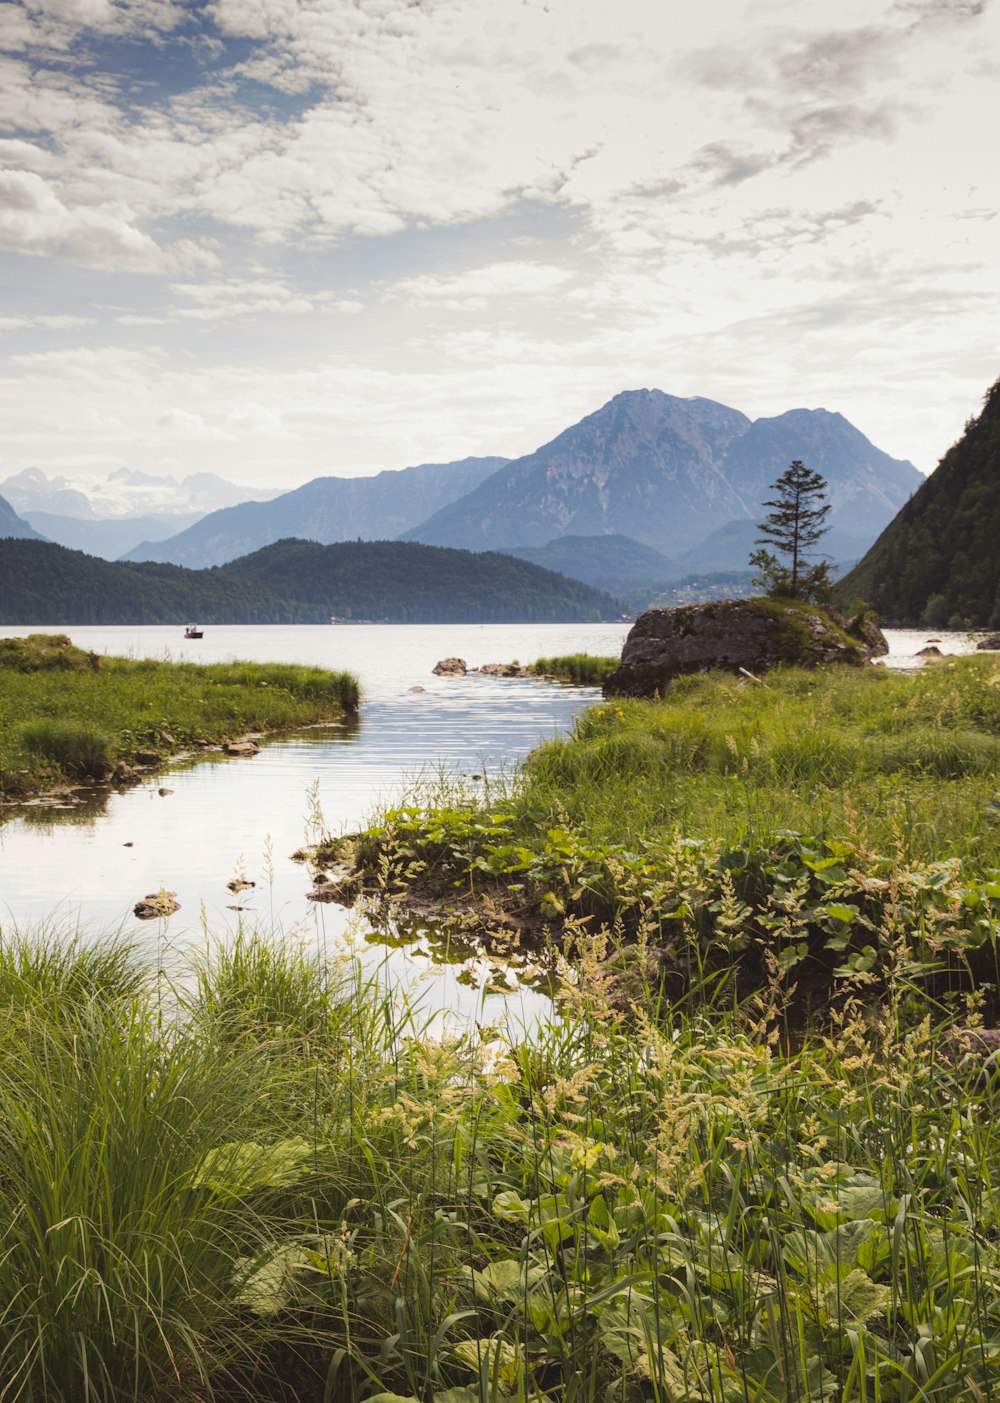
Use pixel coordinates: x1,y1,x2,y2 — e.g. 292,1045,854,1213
977,634,1000,651
432,657,467,675
603,598,884,698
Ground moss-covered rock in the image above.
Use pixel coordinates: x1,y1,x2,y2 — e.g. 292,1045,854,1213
603,598,882,697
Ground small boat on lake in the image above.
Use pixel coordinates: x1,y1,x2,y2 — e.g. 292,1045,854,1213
184,624,204,639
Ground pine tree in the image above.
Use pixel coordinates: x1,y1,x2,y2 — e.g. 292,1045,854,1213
750,460,831,601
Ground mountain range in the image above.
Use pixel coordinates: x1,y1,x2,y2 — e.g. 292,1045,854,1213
0,468,280,560
122,457,508,567
122,391,921,576
400,391,920,559
838,376,1000,628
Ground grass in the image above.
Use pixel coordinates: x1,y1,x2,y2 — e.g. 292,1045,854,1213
0,633,360,798
0,926,995,1400
5,653,1000,1398
529,653,620,686
331,656,1000,1015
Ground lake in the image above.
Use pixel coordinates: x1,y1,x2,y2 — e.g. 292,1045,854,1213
0,622,981,1025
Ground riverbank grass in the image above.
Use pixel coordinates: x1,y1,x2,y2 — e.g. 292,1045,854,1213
334,655,1000,1013
529,653,620,686
0,927,996,1400
0,633,359,797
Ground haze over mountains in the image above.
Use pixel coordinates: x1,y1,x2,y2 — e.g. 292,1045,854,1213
124,457,507,568
0,391,923,606
0,494,44,542
0,467,280,560
121,391,921,578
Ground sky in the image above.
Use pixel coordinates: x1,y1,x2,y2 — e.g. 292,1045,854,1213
0,0,997,493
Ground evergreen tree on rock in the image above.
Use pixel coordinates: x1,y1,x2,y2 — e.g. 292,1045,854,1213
750,460,832,602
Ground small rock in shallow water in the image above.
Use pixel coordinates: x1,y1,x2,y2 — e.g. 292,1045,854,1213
158,787,173,796
134,890,180,920
432,657,466,676
408,685,426,693
222,738,260,757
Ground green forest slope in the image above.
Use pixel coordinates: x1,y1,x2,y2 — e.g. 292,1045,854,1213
0,538,619,625
838,377,1000,626
224,538,617,621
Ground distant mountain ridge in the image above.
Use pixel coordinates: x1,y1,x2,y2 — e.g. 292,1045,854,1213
91,389,919,574
22,511,203,559
0,494,45,542
123,457,509,567
838,376,1000,627
402,390,921,556
1,466,277,522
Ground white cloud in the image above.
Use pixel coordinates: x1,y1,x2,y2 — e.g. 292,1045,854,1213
0,166,217,273
383,262,574,310
0,313,93,331
0,0,996,486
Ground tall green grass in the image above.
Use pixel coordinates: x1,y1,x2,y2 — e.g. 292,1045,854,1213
333,657,1000,1014
19,718,115,780
529,653,619,686
0,924,996,1400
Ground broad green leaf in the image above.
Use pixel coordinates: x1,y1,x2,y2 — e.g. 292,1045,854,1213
235,1243,303,1315
468,1258,546,1303
492,1189,529,1222
825,1268,891,1325
453,1337,522,1391
193,1136,313,1197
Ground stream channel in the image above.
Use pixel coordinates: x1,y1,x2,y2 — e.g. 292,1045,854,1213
0,623,976,1030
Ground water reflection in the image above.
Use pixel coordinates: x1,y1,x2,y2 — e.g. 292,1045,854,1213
0,623,977,1024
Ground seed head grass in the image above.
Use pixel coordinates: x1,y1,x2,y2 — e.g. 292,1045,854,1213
0,922,994,1399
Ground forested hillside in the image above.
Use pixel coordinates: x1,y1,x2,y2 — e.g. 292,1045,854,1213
0,538,618,625
224,539,617,622
838,377,1000,626
0,541,305,624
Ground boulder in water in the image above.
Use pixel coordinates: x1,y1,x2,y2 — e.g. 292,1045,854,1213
603,598,885,699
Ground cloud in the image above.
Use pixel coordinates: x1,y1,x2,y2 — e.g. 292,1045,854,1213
0,167,215,273
0,0,997,491
167,277,363,321
0,313,93,331
383,262,574,310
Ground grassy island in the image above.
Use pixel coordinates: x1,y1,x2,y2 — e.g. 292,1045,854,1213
0,633,359,800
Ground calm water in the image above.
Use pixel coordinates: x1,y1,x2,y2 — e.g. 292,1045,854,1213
0,622,983,1022
0,623,631,1023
